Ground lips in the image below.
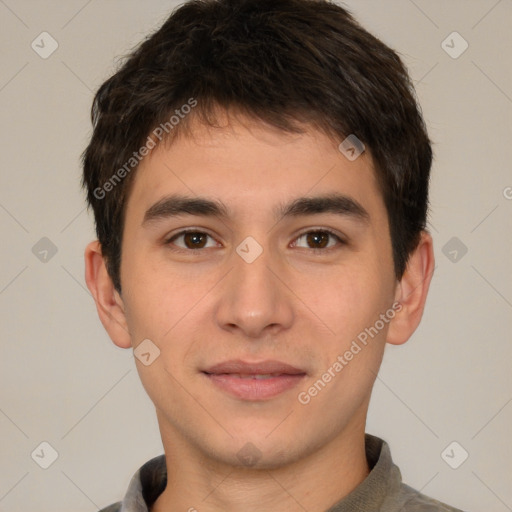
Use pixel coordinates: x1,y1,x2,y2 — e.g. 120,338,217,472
202,359,306,401
203,359,306,376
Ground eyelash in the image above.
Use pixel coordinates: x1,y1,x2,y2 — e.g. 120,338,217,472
164,228,346,253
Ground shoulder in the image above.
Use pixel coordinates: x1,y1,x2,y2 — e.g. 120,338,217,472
98,501,122,512
395,484,465,512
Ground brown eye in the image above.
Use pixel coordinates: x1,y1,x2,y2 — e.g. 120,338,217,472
306,232,329,248
167,231,216,250
293,230,345,250
183,232,208,249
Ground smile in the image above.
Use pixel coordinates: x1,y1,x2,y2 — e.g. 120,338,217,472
203,372,306,400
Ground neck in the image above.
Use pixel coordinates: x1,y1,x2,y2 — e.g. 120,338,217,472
151,411,370,512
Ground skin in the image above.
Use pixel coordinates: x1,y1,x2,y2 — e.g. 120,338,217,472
85,112,434,512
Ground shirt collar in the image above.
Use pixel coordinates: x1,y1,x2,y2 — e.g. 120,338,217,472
326,434,402,511
120,454,166,512
119,434,400,512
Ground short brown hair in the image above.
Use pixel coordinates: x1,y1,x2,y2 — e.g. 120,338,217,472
82,0,432,292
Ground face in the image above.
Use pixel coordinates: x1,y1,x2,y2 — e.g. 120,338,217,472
117,115,399,469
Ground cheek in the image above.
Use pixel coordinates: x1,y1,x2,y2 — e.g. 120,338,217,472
120,269,198,402
120,256,214,355
299,261,396,390
302,269,392,402
302,262,389,340
120,256,174,347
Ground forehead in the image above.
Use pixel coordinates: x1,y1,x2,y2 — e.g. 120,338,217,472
124,116,384,224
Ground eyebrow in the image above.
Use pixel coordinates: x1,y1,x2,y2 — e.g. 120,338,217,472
142,193,370,226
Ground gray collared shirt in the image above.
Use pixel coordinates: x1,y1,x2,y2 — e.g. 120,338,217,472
99,434,465,512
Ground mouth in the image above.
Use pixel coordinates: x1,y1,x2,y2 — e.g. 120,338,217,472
202,359,307,401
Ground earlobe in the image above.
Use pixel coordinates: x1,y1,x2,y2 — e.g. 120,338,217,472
386,230,435,346
84,241,132,349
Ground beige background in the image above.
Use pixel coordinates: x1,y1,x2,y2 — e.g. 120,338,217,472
1,1,511,510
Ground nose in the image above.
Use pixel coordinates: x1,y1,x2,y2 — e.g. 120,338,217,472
214,242,294,339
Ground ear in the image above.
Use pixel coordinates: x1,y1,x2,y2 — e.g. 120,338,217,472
386,230,435,346
84,240,132,349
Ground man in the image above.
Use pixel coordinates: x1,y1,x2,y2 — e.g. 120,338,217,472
82,0,464,510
